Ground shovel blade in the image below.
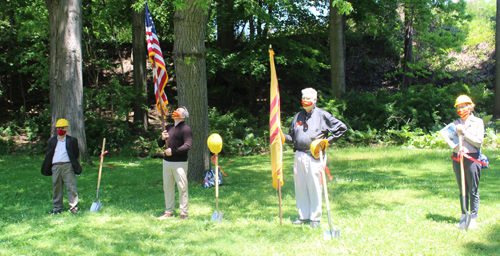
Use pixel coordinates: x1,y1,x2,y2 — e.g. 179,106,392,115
323,229,340,240
459,214,472,230
90,202,102,212
212,211,224,222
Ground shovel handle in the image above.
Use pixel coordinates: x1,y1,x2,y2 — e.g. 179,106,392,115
215,154,219,198
97,138,106,191
320,151,330,209
459,135,466,197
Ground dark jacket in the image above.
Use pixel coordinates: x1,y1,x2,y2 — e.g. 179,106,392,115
158,121,192,162
284,107,347,152
41,135,82,176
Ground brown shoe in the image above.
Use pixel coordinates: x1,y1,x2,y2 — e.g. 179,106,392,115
70,207,79,214
179,214,188,220
158,212,174,220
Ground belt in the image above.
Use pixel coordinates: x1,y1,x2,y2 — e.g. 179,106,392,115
53,162,70,165
294,149,312,155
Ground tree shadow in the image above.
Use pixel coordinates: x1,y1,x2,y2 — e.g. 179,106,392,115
464,224,500,255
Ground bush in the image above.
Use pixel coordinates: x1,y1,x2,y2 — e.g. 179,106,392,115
208,107,268,156
0,137,15,155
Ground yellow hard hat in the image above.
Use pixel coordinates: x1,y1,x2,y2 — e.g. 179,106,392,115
55,118,69,127
310,139,329,159
207,133,223,154
454,95,473,107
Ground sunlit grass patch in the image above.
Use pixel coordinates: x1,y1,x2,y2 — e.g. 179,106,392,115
0,147,499,255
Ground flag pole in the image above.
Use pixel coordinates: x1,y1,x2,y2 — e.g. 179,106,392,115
154,69,168,149
279,176,282,225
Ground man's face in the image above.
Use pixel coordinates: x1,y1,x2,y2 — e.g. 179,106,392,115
176,108,185,118
456,103,469,111
57,126,68,136
302,94,317,104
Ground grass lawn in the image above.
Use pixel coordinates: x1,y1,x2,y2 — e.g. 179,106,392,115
0,146,499,255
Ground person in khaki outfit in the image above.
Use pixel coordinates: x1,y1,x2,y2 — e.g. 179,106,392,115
41,118,82,214
157,107,192,220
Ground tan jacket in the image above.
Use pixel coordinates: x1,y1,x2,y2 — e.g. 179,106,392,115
452,114,484,153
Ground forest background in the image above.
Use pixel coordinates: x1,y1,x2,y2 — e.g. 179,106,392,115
1,0,499,181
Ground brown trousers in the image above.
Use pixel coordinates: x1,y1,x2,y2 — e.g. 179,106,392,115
52,163,78,210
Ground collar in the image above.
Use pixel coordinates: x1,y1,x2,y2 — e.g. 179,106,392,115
57,136,66,142
174,120,185,127
305,107,316,116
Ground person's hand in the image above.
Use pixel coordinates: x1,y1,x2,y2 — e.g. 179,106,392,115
165,148,172,156
455,124,465,135
161,130,169,140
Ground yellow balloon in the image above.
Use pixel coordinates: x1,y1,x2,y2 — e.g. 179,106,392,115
207,133,223,153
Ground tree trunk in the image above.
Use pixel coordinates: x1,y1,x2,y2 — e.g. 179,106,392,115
329,3,345,100
132,0,148,131
494,0,500,118
173,1,210,182
46,0,90,162
249,15,254,43
402,6,413,89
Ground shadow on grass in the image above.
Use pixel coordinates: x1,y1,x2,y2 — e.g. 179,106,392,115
464,224,500,255
425,213,456,223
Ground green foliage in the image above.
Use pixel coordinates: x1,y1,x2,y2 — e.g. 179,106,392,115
462,0,496,47
208,107,268,156
0,138,15,155
314,82,494,147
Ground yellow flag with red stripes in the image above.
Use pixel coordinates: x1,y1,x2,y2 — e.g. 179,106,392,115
269,47,285,189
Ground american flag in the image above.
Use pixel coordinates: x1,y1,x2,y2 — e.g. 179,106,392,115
145,2,168,116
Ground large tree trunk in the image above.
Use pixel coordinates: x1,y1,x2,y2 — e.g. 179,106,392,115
131,0,148,131
494,0,500,119
402,6,413,89
330,4,345,100
46,0,90,162
173,1,210,182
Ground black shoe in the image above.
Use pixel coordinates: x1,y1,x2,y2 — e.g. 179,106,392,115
310,221,320,228
49,209,61,214
292,219,310,225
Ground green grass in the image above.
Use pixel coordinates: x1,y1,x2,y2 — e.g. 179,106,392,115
0,147,499,255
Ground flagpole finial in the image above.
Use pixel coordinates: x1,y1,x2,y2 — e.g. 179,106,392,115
269,44,272,50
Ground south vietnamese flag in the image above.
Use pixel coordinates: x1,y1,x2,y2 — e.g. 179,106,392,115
269,47,285,189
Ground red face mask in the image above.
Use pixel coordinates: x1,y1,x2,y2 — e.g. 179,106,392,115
171,111,181,119
302,100,313,108
57,129,67,136
457,108,470,119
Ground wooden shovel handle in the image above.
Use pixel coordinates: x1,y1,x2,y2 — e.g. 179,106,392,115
459,135,465,197
97,138,106,190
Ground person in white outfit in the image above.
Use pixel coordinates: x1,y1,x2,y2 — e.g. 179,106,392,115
284,88,347,228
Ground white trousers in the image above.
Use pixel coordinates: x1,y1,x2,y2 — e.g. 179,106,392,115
294,151,322,221
162,160,189,215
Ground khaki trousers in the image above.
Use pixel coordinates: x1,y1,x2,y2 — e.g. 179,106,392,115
52,163,78,210
294,151,322,221
163,160,188,215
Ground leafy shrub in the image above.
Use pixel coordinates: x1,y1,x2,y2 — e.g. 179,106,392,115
208,107,267,156
0,138,15,155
